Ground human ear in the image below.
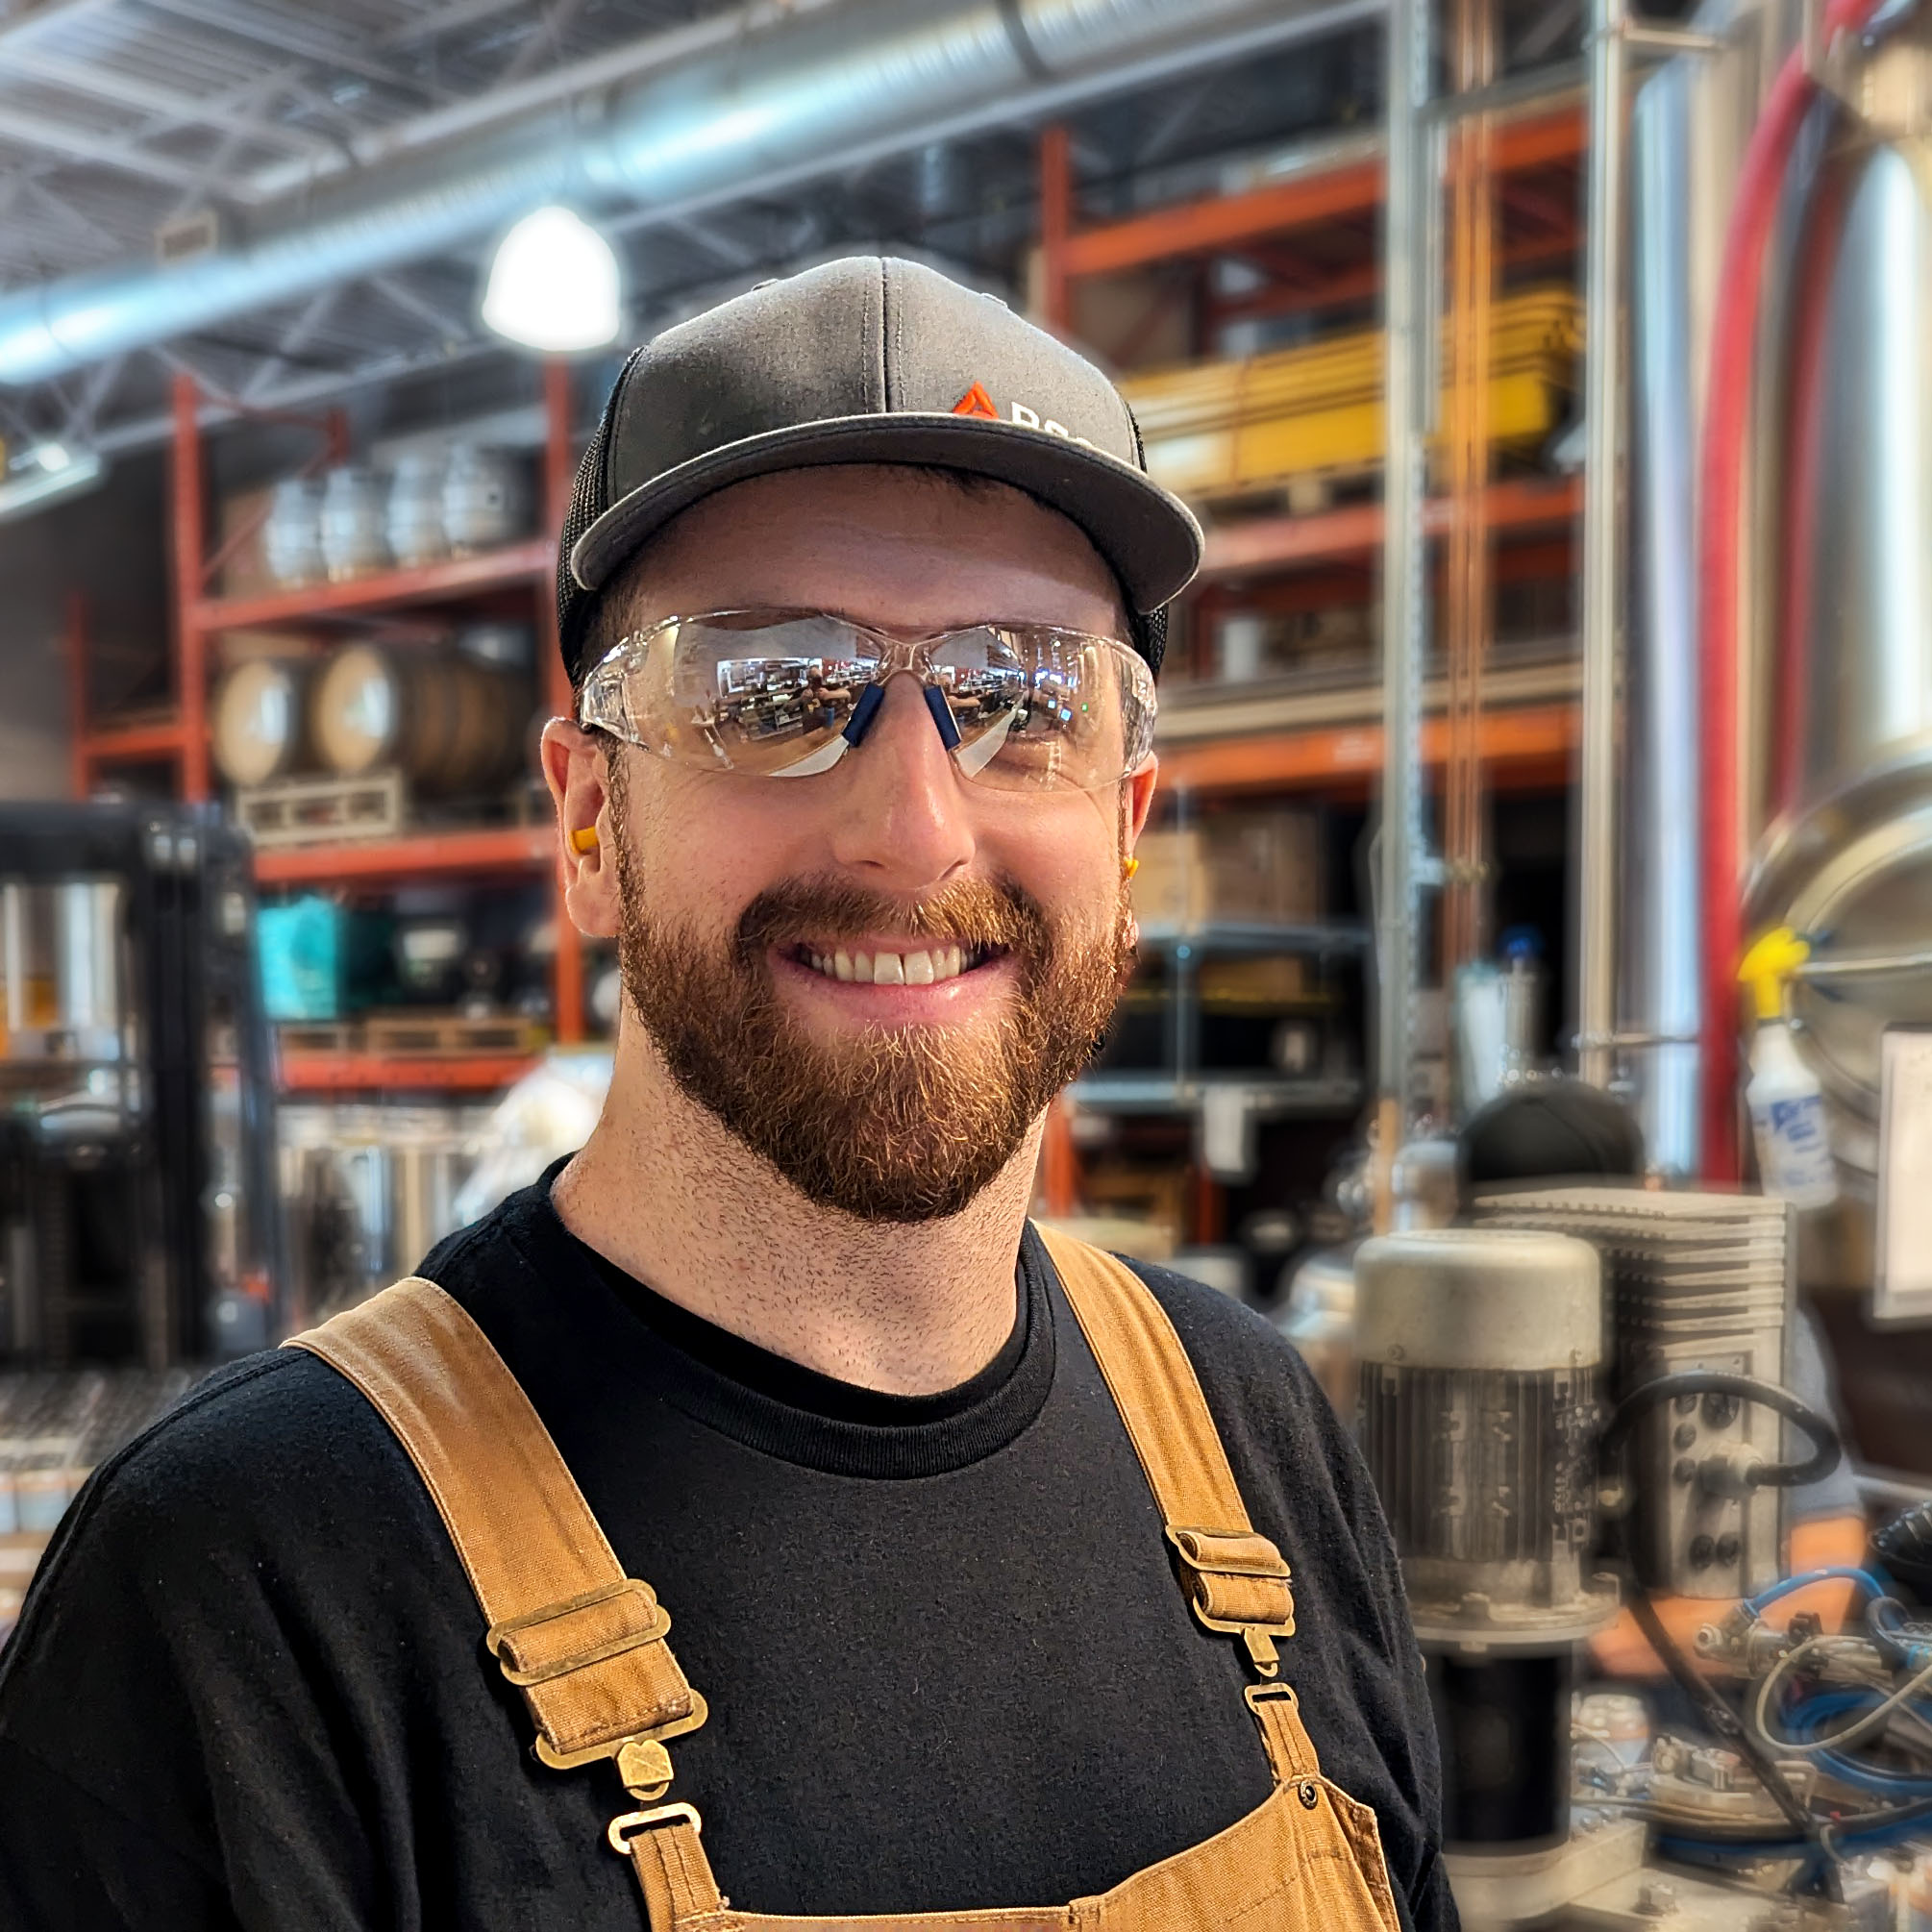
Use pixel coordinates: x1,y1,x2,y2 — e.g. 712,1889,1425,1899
541,719,622,940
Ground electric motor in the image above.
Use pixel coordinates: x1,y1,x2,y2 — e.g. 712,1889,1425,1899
1354,1227,1615,1647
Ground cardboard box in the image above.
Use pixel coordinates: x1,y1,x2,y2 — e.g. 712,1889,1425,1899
1127,807,1328,934
1128,828,1207,929
1132,810,1324,930
1201,808,1323,924
216,486,275,601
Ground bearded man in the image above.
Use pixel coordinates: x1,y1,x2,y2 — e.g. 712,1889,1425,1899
0,260,1452,1932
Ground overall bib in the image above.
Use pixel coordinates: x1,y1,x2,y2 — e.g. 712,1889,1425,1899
287,1226,1401,1932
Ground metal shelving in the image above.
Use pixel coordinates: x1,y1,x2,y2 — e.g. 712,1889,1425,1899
279,1052,544,1094
65,362,586,1088
251,827,557,887
186,539,554,633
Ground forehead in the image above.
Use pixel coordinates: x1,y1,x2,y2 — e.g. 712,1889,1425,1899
614,464,1127,636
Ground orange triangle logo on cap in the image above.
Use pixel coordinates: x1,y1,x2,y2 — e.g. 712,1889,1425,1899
951,381,999,420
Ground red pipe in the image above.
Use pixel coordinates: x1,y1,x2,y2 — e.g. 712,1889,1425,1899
1696,0,1881,1180
1772,158,1852,820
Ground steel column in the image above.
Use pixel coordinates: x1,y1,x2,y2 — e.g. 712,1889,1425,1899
1375,0,1432,1217
541,358,585,1047
171,371,211,803
1575,0,1626,1087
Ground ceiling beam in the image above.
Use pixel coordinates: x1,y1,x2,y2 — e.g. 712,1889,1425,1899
0,101,220,189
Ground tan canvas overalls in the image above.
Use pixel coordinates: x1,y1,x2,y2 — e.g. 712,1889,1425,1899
286,1226,1401,1932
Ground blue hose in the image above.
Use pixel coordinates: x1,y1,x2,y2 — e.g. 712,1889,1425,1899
1783,1693,1932,1796
1658,1811,1932,1862
1744,1569,1893,1617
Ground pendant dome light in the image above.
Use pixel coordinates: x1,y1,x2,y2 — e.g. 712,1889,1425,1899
482,206,622,354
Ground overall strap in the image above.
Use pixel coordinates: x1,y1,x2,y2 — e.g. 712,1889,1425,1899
285,1281,708,1791
1033,1226,1320,1782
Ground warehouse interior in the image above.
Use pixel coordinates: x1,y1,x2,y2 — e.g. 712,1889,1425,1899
2,0,1932,1921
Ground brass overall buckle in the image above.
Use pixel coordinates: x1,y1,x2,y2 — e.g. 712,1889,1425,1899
485,1577,710,1783
1167,1526,1298,1676
530,1695,711,1777
607,1800,705,1856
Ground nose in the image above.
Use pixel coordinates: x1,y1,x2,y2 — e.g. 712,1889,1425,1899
823,672,976,890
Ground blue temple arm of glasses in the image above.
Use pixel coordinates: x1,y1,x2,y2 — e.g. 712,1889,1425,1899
843,681,885,743
921,683,962,751
769,681,883,777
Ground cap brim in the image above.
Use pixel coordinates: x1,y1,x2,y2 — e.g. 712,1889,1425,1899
569,412,1201,616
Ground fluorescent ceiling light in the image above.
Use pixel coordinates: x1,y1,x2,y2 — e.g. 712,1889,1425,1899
482,206,622,354
0,447,104,523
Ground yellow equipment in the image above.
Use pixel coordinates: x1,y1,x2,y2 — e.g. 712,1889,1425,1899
1120,285,1582,504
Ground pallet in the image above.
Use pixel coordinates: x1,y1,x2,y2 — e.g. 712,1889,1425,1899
237,769,408,847
361,1011,550,1057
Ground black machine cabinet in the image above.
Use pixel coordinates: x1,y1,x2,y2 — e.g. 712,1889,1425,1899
0,803,282,1366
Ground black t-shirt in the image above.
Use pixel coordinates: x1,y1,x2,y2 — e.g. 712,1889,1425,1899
0,1169,1453,1930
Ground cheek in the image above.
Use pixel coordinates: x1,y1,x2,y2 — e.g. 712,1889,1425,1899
981,793,1122,920
629,767,835,920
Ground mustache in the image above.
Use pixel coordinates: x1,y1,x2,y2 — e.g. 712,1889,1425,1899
733,873,1053,967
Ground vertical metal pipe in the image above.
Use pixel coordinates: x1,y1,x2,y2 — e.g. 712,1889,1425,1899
1376,0,1430,1209
1443,0,1499,976
172,372,211,804
541,358,585,1048
1577,0,1626,1087
1039,123,1075,335
1625,57,1702,1174
2,883,24,1040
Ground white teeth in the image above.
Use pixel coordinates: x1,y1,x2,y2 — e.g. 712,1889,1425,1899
802,944,978,983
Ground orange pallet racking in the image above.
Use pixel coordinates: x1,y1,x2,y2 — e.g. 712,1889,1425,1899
1031,96,1586,1223
1036,98,1586,796
67,362,586,1088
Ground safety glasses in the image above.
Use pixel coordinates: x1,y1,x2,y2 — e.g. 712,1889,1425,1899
578,608,1157,793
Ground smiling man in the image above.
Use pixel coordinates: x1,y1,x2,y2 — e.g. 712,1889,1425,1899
0,259,1451,1932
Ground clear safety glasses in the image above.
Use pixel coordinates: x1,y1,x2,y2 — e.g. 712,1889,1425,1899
578,608,1157,794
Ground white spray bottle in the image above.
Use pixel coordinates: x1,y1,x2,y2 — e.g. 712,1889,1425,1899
1738,927,1838,1210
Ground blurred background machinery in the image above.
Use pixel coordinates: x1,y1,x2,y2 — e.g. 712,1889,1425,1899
0,802,280,1368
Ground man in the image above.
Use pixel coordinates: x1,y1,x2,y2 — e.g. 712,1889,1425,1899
0,259,1450,1929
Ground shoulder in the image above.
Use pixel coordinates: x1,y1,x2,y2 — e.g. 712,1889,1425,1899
1123,1256,1343,1446
3,1342,433,1676
1117,1256,1412,1644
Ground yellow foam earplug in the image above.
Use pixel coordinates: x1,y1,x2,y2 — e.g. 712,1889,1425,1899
1123,856,1140,881
571,827,600,854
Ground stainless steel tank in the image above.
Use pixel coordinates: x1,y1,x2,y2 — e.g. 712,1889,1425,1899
1746,122,1932,1273
1786,138,1932,804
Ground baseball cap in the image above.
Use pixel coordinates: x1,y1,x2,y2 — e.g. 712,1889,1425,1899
557,255,1202,684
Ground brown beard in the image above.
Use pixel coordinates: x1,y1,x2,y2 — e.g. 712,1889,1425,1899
614,837,1134,1224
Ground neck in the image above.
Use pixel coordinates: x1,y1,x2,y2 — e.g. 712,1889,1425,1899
551,1022,1042,1396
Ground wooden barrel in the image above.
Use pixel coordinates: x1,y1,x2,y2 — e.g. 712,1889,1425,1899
212,658,310,787
310,642,524,796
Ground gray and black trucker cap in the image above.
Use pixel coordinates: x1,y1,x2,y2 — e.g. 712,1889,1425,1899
557,255,1201,682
